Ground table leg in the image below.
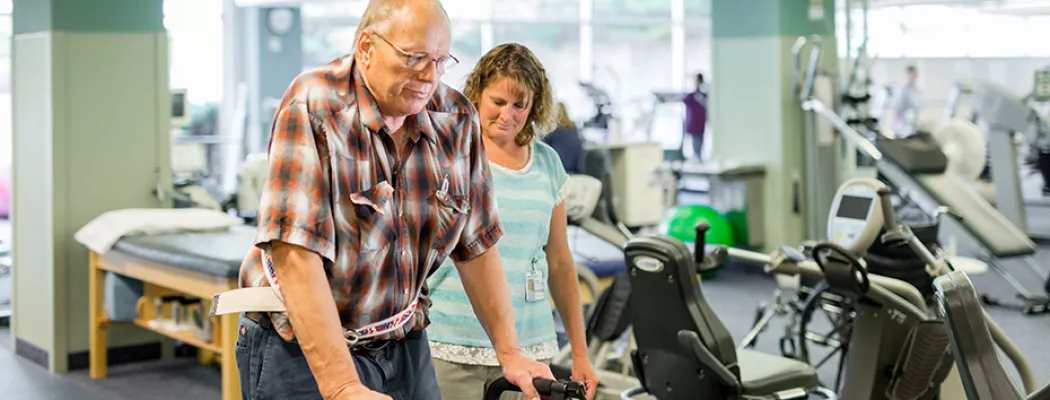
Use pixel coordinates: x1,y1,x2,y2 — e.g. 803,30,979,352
89,252,108,379
220,312,241,400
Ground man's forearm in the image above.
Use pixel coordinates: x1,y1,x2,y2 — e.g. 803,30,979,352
271,242,361,398
548,260,589,358
454,247,523,361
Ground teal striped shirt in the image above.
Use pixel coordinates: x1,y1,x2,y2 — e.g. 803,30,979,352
427,140,569,365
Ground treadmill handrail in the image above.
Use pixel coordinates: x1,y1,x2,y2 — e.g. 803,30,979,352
802,99,884,161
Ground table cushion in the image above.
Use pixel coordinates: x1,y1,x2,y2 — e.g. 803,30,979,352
110,226,256,279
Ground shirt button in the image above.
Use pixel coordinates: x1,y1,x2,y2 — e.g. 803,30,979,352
401,250,407,257
404,288,409,294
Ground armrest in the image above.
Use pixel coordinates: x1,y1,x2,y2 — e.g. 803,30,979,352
697,245,728,274
677,330,742,393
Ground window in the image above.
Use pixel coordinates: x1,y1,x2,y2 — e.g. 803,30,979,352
302,24,358,69
967,13,1028,58
1027,16,1050,57
491,0,578,22
865,7,905,58
442,22,483,89
492,23,588,121
164,0,224,104
0,13,9,93
592,24,675,142
898,5,972,58
442,0,493,20
683,20,711,88
683,0,709,19
594,0,671,22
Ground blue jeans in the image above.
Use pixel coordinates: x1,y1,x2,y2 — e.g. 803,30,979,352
689,134,704,161
235,314,440,400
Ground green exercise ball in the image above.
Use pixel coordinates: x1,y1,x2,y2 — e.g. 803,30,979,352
724,210,750,247
661,205,735,280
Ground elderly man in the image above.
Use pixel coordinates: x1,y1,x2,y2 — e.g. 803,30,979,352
223,0,554,399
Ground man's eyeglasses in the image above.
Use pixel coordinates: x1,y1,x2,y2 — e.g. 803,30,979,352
371,33,459,74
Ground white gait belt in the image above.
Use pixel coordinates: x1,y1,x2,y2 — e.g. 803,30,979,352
210,251,419,346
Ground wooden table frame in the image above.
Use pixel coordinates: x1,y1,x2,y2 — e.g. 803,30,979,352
89,250,240,400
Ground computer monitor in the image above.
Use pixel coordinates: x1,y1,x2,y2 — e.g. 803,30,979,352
171,89,190,128
1035,70,1050,102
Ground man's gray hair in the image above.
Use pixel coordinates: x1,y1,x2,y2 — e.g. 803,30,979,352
353,0,450,49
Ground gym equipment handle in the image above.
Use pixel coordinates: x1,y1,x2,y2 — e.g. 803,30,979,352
484,378,586,400
694,221,710,265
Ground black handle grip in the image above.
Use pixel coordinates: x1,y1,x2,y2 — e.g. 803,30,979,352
694,221,711,265
484,378,586,400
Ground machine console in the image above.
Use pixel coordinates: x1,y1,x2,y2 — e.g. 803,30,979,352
1035,69,1050,102
826,178,886,253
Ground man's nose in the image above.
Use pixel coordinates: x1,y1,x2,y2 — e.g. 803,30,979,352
416,60,440,82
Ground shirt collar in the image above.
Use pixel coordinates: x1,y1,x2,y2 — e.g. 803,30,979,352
351,61,438,144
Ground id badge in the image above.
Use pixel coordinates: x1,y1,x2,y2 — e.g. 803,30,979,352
526,270,546,302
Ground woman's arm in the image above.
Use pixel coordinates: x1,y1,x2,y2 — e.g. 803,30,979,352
545,202,590,359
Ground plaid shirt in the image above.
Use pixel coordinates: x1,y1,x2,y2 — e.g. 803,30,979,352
239,55,503,343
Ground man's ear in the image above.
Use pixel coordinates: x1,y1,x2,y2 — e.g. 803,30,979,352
356,33,374,66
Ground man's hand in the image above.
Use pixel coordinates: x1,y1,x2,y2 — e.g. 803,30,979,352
571,358,600,400
332,383,391,400
499,349,556,400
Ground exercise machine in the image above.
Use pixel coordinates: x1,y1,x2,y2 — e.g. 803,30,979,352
484,378,587,400
792,32,1049,316
943,76,1050,242
580,82,614,132
619,222,832,399
623,174,1040,399
933,270,1045,400
737,177,1041,399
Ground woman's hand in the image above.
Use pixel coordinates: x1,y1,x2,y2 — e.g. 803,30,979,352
571,358,600,400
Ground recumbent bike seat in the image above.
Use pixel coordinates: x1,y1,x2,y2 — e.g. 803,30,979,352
622,224,823,399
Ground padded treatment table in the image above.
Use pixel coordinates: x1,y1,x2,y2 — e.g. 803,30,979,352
89,225,254,400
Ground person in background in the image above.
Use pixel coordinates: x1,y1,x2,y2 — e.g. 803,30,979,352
542,102,584,174
682,72,708,162
227,1,554,399
887,65,923,137
426,43,600,400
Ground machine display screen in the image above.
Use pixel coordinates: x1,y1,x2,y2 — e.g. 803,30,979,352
172,92,186,118
835,195,872,220
1036,70,1050,102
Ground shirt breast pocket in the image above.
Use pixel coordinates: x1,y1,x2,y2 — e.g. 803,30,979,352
430,190,470,258
348,181,397,252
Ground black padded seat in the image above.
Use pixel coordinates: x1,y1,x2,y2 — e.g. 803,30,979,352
737,349,821,396
625,234,822,399
110,225,255,278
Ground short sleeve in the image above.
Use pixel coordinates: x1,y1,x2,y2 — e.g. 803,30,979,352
254,101,336,263
449,114,503,262
545,144,570,205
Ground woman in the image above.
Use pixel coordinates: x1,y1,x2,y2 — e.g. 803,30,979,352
542,103,585,175
426,43,600,400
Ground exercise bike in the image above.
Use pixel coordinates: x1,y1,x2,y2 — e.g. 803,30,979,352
934,270,1046,399
742,186,942,392
619,177,1034,399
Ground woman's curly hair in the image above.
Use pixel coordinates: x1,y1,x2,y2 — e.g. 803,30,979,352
462,43,556,147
